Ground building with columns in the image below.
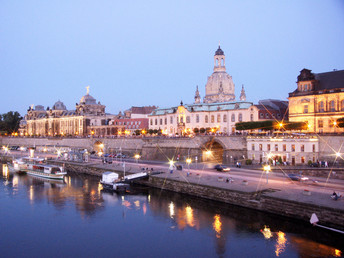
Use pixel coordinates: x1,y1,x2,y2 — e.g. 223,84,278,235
148,46,286,135
288,69,344,133
19,87,111,137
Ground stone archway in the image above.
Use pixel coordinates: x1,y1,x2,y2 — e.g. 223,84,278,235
202,139,224,163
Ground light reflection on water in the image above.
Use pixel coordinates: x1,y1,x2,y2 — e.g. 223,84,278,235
0,164,343,257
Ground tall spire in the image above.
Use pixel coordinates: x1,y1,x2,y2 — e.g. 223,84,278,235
194,85,201,104
240,85,246,101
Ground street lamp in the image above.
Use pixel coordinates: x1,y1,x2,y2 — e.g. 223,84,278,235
186,158,191,176
263,165,271,184
134,154,141,163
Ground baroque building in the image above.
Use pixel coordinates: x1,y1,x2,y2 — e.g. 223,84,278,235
19,87,110,136
203,46,236,103
288,69,344,133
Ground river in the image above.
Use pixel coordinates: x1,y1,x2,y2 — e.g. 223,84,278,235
0,164,342,258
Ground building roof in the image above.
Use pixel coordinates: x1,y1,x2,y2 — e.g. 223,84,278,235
314,70,344,90
149,101,254,116
130,106,157,114
290,69,344,97
215,46,224,56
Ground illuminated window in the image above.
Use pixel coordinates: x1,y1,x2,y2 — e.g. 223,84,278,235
259,144,262,151
301,157,305,163
318,119,323,128
150,119,152,125
312,144,315,152
291,144,295,152
283,144,286,151
275,144,278,151
329,100,335,112
341,100,344,111
267,144,270,151
303,105,308,113
301,145,304,152
318,101,324,112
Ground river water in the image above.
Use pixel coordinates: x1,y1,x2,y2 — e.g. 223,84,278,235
0,164,343,258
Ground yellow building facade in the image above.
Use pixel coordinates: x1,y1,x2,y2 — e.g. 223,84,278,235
288,69,344,133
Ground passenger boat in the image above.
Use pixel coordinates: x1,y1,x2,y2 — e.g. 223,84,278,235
8,157,45,174
26,164,67,180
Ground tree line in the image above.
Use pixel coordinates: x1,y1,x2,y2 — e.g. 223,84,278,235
0,111,22,135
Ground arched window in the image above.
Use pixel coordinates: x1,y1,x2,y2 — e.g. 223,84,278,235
341,100,344,111
318,101,324,112
239,113,243,122
223,114,227,122
217,114,221,123
231,114,235,122
211,115,214,123
205,115,208,123
329,100,335,112
186,116,190,123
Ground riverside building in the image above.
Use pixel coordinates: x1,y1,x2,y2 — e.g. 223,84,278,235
288,68,344,134
148,46,287,135
19,87,111,137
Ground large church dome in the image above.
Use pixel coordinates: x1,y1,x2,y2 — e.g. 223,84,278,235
53,100,67,110
80,86,97,105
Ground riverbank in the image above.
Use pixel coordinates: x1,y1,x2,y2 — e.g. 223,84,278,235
2,155,344,231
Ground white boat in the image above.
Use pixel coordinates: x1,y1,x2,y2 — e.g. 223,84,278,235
100,172,129,192
8,157,45,173
26,163,67,180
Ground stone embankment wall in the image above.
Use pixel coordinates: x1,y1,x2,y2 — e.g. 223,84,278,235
142,176,344,230
0,136,248,163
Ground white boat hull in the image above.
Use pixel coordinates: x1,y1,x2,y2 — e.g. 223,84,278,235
26,170,66,180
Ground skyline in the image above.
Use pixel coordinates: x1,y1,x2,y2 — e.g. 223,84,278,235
1,1,344,116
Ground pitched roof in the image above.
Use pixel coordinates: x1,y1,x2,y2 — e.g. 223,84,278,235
315,70,344,90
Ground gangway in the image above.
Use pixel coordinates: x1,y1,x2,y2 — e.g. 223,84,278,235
124,172,149,181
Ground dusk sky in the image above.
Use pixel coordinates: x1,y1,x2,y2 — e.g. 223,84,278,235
1,1,343,116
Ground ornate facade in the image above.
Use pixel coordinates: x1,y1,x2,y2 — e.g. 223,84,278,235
288,69,344,133
149,46,287,135
19,88,110,136
203,45,236,103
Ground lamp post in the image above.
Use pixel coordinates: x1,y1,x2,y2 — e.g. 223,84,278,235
264,165,271,184
186,158,191,176
134,154,140,163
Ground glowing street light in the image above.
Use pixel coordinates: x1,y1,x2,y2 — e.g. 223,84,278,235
186,158,192,176
134,154,141,163
264,165,271,184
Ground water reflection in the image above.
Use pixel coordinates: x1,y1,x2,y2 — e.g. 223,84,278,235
1,164,343,257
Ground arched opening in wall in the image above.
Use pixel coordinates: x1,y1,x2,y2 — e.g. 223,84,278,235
94,141,104,154
216,58,219,66
221,58,224,66
202,140,224,163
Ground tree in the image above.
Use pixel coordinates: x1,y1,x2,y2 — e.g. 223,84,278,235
193,128,199,134
0,111,22,134
337,117,344,128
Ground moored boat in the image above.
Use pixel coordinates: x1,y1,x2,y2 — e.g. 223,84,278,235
26,164,67,180
8,157,45,174
100,171,129,192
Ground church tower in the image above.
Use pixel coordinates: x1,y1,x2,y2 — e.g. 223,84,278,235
239,85,246,101
203,45,235,103
194,85,201,104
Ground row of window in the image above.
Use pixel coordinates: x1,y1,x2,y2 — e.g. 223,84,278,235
150,113,254,126
251,143,316,152
299,83,312,92
317,100,344,112
259,113,281,119
115,121,142,126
